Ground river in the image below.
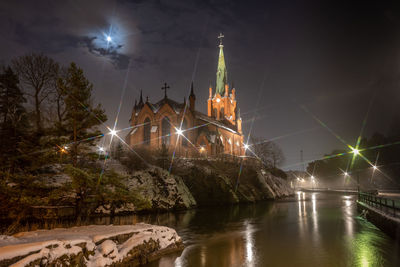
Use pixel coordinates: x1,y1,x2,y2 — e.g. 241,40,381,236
138,192,400,267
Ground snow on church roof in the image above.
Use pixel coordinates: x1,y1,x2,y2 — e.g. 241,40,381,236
195,111,239,134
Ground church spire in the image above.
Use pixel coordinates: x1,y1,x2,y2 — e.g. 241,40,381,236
139,90,143,104
190,81,195,97
216,33,227,96
189,81,196,112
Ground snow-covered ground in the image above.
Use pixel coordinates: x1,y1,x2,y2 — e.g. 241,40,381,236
0,223,183,266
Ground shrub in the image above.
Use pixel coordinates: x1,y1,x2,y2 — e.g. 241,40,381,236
120,147,153,172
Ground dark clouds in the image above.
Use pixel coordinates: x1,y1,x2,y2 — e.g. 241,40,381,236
81,36,131,69
1,0,400,169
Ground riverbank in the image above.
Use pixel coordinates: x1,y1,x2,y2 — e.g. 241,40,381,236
0,223,183,267
0,158,293,234
104,158,294,211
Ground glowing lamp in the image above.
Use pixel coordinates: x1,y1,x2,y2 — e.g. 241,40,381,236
372,165,377,170
99,147,104,152
106,36,112,42
244,144,249,150
110,129,117,136
344,172,349,176
216,98,220,103
63,146,68,150
176,128,183,136
352,148,360,155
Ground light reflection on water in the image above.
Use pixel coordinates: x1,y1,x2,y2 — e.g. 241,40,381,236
144,193,400,267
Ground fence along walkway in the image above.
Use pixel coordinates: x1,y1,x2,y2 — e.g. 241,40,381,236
358,192,400,219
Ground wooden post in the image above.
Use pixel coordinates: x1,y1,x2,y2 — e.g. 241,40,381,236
385,198,387,212
393,200,396,216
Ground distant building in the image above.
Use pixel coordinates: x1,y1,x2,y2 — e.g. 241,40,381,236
127,35,244,157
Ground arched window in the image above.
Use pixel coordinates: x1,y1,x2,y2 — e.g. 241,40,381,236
162,117,170,145
143,117,151,145
181,119,188,147
213,108,217,118
220,107,224,118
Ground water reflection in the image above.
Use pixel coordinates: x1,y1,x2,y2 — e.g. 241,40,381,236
144,193,399,267
342,195,354,237
244,220,254,267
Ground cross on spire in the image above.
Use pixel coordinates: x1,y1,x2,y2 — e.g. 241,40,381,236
161,82,170,98
218,33,224,46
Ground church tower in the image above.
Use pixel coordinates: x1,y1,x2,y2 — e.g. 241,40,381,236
207,34,242,133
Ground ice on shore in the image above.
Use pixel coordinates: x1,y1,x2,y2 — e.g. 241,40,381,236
0,223,182,266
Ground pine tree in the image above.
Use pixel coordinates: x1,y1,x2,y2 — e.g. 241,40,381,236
58,63,107,166
0,67,30,174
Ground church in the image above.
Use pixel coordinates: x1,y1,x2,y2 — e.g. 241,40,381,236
126,35,245,157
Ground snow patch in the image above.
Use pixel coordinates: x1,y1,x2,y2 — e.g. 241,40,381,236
0,224,182,267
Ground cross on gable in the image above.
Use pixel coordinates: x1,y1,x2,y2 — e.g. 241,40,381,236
161,82,170,98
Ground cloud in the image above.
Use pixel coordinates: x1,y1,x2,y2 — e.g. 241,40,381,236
80,36,131,69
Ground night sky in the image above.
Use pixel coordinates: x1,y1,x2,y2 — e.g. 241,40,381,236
1,0,400,170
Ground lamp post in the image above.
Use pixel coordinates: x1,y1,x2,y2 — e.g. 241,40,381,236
351,147,361,193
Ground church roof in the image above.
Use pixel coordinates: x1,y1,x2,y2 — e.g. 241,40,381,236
195,111,239,134
136,97,186,115
150,97,186,114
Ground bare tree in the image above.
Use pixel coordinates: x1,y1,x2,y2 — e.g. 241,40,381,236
250,136,272,166
250,137,285,168
12,53,59,134
268,141,285,168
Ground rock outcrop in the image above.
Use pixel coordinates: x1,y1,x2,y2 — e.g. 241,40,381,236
0,224,183,267
35,159,293,215
171,159,294,206
125,167,197,211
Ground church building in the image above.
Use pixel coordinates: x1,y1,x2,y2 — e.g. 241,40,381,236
126,35,244,157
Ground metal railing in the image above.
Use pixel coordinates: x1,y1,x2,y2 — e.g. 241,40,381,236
358,192,400,219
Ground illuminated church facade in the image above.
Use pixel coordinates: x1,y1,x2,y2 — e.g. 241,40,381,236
127,36,244,157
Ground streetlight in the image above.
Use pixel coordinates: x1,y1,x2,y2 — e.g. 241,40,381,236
352,148,360,155
176,128,183,136
109,129,117,136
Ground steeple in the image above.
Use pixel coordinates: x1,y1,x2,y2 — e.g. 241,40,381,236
139,90,143,105
216,33,227,96
189,81,196,112
190,81,195,97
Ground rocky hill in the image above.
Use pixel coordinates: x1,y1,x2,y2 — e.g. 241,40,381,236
98,158,294,213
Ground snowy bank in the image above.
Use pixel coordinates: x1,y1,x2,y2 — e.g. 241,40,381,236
0,224,183,266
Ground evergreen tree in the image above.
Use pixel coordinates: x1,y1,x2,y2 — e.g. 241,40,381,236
0,67,30,174
58,63,107,166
